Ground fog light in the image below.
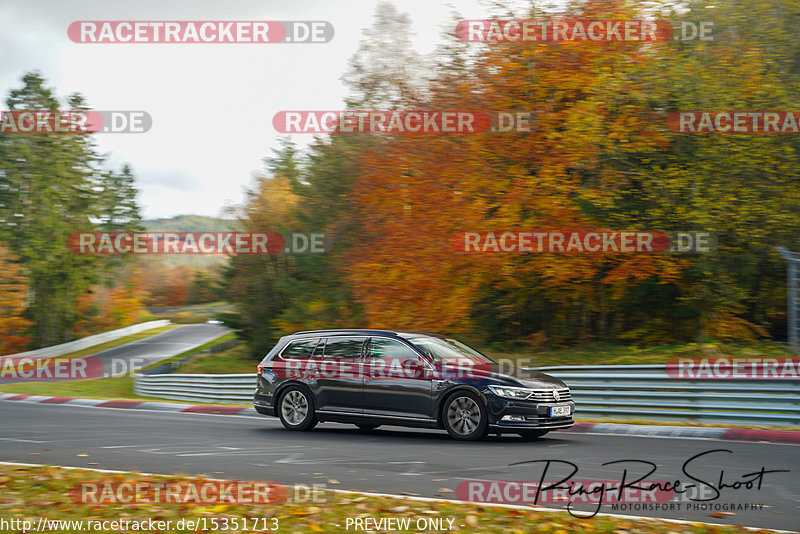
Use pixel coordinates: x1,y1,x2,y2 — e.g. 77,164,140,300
501,415,526,422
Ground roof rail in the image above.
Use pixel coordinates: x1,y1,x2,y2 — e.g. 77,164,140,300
290,328,395,335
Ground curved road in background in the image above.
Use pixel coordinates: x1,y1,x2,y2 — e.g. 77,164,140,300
0,323,230,384
0,402,796,531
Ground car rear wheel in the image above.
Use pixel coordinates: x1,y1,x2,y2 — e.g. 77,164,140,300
443,391,488,441
278,387,318,431
517,430,549,440
355,423,381,430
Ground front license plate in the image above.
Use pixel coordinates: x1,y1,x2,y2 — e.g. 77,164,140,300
550,405,571,417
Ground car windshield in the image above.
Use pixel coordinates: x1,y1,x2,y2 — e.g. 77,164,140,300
407,336,496,365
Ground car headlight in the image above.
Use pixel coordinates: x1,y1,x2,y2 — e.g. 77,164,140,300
486,385,534,399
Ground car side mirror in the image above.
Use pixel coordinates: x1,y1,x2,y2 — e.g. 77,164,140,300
404,359,429,379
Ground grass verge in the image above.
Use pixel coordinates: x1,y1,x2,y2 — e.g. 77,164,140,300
140,333,238,371
0,464,773,533
176,342,254,374
483,341,794,367
147,340,797,374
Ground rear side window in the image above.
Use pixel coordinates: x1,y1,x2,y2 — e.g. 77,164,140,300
279,338,319,360
369,338,420,360
323,336,366,359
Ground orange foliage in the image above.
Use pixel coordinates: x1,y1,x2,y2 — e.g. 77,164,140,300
0,244,32,354
346,1,679,334
704,310,770,343
74,265,148,336
139,263,196,307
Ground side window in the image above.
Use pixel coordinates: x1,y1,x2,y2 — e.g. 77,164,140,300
323,336,366,360
312,338,326,358
279,338,318,360
369,338,421,361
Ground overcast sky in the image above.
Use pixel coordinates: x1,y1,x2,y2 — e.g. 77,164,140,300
0,0,526,219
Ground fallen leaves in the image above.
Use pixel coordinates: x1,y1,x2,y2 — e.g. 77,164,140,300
0,464,774,534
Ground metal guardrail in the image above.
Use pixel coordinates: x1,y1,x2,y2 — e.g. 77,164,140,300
133,364,800,425
530,365,800,425
134,373,255,403
7,320,171,359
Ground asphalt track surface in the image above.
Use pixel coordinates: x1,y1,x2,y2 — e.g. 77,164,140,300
1,401,797,531
0,323,229,384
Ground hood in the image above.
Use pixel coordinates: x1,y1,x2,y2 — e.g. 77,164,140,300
484,363,566,388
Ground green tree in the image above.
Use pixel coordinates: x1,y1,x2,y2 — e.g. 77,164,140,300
0,72,142,346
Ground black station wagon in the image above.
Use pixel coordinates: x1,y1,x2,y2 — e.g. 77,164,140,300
254,329,574,441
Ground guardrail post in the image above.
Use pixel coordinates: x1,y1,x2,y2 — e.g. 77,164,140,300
778,247,799,354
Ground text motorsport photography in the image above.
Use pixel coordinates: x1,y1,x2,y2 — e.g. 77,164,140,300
458,449,787,519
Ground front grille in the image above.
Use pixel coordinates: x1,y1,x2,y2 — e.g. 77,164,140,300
526,388,571,402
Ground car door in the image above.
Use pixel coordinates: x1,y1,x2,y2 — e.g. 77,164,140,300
313,335,367,414
362,337,433,420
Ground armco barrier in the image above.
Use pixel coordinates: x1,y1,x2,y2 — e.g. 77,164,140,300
7,320,170,360
134,373,255,403
133,364,800,425
530,364,800,426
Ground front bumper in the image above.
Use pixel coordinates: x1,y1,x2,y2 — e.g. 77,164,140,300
486,396,576,431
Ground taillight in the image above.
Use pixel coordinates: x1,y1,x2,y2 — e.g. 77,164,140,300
257,364,264,375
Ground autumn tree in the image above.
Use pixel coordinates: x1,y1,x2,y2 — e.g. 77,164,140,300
583,0,800,340
225,143,305,351
227,0,799,347
0,72,142,346
0,244,32,354
343,0,799,345
74,263,148,336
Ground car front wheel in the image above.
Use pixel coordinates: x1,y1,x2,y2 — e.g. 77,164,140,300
443,391,488,441
278,387,318,431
